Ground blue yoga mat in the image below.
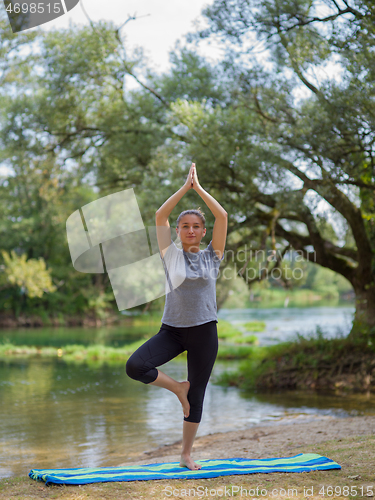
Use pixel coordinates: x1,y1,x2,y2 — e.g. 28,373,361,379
29,453,340,485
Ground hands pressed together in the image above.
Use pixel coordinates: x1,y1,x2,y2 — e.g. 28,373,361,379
184,163,201,191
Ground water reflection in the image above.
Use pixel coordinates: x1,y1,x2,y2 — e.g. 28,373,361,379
1,357,374,478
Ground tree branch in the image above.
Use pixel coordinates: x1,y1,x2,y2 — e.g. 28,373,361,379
80,2,168,107
282,161,371,269
273,7,361,34
246,206,358,280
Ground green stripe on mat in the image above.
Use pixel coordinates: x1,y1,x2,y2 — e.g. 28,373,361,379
29,453,341,485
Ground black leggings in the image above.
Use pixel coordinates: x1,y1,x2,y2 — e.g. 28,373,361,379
126,321,218,423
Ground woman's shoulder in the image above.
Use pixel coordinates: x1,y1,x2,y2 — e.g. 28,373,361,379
161,238,183,261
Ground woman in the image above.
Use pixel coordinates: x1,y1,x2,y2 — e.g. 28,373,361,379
126,162,227,470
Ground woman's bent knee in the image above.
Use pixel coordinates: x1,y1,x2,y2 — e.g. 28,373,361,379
126,355,158,384
126,356,143,381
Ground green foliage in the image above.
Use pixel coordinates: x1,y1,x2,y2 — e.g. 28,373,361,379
157,46,225,105
217,323,375,390
217,319,258,344
0,340,146,366
217,344,255,359
216,320,258,358
0,250,56,298
240,321,266,332
217,319,242,338
0,20,165,318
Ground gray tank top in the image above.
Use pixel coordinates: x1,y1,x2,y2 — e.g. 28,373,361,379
160,239,224,327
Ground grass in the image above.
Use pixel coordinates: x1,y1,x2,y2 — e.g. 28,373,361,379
240,321,266,332
217,320,259,355
217,344,255,360
0,319,258,365
0,341,145,367
216,325,375,391
0,434,373,499
0,338,254,366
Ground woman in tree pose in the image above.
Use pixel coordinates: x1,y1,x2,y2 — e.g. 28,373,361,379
126,162,227,470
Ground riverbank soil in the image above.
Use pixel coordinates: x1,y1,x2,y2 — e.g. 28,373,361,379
0,415,374,499
236,337,375,393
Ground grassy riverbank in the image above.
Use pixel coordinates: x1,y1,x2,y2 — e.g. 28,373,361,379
217,328,375,393
0,319,261,365
1,418,374,500
3,312,373,393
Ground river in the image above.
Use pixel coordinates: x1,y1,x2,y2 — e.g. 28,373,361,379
0,306,374,479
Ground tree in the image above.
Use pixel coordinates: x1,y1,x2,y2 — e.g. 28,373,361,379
171,0,375,335
0,19,209,317
0,19,165,316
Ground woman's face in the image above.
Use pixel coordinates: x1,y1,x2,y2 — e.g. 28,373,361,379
176,214,206,251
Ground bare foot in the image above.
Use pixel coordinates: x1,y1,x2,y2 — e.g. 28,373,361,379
179,454,202,470
177,381,190,418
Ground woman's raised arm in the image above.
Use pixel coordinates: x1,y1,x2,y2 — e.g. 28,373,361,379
155,164,194,258
191,163,227,260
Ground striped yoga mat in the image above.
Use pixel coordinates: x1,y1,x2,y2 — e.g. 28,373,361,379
29,453,340,485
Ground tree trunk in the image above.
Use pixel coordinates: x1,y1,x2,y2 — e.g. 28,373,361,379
351,282,375,337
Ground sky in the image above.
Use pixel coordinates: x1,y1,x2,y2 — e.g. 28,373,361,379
38,0,221,75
